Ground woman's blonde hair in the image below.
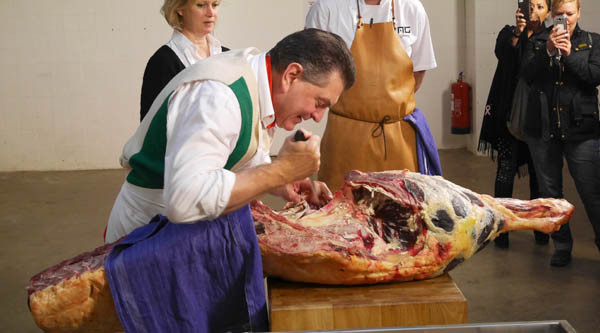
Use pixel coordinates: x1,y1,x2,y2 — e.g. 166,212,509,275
551,0,580,13
161,0,190,31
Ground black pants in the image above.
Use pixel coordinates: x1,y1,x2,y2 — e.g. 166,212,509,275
527,137,600,252
494,135,544,241
494,135,539,200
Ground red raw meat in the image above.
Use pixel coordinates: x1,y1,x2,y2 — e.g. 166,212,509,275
27,241,122,332
252,170,574,284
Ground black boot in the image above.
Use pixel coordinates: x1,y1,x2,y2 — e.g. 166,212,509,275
494,233,509,249
534,231,549,245
550,250,572,267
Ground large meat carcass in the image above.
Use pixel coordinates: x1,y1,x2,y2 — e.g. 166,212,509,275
252,170,574,284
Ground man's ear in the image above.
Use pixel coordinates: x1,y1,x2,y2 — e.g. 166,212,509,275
280,63,304,92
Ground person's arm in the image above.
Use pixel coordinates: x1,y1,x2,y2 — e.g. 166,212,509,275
511,8,527,48
407,2,436,90
163,81,320,223
563,32,600,86
140,46,185,121
520,28,553,83
495,26,521,62
413,70,426,92
305,1,329,30
226,133,321,213
163,80,240,223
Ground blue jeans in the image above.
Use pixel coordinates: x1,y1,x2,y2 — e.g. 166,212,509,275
527,137,600,252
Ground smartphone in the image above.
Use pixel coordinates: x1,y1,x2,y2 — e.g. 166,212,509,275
553,16,567,32
518,0,530,22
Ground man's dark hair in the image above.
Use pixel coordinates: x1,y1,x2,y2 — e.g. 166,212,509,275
269,28,356,90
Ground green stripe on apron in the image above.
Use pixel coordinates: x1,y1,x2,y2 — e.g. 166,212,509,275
225,77,253,170
126,78,254,189
127,92,172,189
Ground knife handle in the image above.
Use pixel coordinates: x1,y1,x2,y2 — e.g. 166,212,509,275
293,130,307,142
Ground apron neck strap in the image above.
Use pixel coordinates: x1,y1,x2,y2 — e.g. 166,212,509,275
355,0,397,29
391,0,396,30
356,0,362,27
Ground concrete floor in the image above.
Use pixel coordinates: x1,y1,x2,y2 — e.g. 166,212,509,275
1,149,599,332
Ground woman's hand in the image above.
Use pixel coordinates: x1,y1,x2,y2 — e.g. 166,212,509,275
547,25,571,57
514,8,527,37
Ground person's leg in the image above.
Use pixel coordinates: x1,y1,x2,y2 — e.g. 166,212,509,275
564,138,600,253
525,148,549,244
494,137,518,197
527,138,571,265
527,161,540,199
494,157,517,197
493,137,517,248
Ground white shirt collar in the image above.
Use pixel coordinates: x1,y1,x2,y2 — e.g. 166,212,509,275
167,30,223,67
248,52,276,129
206,34,223,56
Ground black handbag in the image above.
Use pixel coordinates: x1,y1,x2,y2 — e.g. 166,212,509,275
507,77,530,140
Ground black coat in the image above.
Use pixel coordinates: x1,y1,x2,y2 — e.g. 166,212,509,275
522,25,600,141
478,25,547,156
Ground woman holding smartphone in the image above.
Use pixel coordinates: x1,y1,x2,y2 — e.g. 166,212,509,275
478,0,551,249
521,0,600,266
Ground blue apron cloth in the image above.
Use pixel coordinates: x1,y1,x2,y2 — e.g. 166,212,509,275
105,205,268,333
404,108,443,176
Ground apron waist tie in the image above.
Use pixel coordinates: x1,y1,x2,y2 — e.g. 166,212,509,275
372,115,394,160
330,110,401,161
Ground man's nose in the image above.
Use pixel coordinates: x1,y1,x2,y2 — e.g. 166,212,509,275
312,108,327,123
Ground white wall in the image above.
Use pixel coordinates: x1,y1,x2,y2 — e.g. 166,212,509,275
419,0,467,150
0,0,169,171
1,0,599,171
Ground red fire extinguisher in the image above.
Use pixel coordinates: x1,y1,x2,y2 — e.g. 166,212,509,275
451,72,471,134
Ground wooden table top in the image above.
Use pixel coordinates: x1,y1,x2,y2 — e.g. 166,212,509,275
268,273,466,310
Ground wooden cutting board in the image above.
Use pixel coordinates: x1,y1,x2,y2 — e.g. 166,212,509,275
268,273,467,331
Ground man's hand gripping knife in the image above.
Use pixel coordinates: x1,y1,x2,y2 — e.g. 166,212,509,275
290,130,323,205
225,129,327,214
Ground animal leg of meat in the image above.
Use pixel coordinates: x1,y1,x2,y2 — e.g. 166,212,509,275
481,196,574,234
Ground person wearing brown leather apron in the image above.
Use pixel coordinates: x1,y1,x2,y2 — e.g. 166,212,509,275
306,0,438,191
